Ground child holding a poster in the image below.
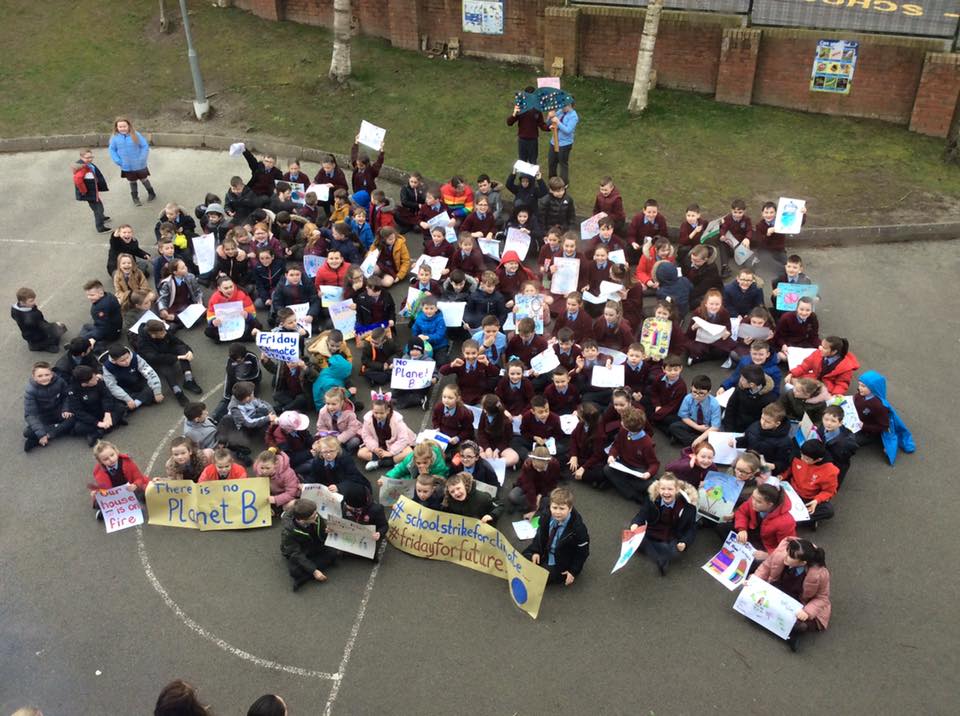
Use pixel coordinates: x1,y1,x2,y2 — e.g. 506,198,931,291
685,290,737,365
751,203,807,267
357,394,417,470
205,275,257,344
157,260,204,329
354,276,397,334
359,327,398,390
367,227,410,288
164,436,212,481
477,394,521,469
785,336,859,396
774,297,820,362
413,473,445,509
495,360,535,416
753,538,831,651
780,440,839,524
508,445,561,518
389,338,436,410
735,483,796,562
431,384,476,451
523,487,590,587
198,447,248,482
628,473,698,576
769,254,814,318
253,448,300,516
586,216,626,262
339,482,388,555
281,498,338,590
604,408,660,503
90,440,150,507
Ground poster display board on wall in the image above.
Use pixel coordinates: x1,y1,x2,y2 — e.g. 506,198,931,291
463,1,505,34
810,40,858,95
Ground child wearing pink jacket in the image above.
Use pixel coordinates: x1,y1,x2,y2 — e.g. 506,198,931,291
315,386,362,452
358,396,417,471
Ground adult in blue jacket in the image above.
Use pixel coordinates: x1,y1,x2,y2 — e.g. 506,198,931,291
108,117,155,206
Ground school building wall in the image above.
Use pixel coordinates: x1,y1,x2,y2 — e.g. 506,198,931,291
230,0,960,137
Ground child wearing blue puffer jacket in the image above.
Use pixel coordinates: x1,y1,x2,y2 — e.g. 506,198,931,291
411,295,450,364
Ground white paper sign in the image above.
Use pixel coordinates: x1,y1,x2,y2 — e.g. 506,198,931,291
437,301,466,328
325,514,377,559
559,414,579,435
213,300,246,341
288,302,311,331
733,578,803,640
591,365,625,388
513,159,539,177
503,228,531,261
487,457,507,486
427,211,452,230
193,233,216,275
832,395,863,433
780,480,812,523
579,212,606,240
317,285,344,308
95,486,144,533
734,243,755,266
360,249,379,278
379,477,416,507
299,483,344,519
611,527,646,573
702,531,756,590
774,198,806,235
467,403,483,429
738,324,773,341
537,77,561,89
693,317,727,344
603,348,627,366
358,120,386,151
256,330,299,363
608,250,627,265
330,299,357,340
530,347,560,375
391,358,436,390
128,310,169,335
707,431,745,466
305,183,330,202
729,315,743,341
413,254,448,279
513,519,538,540
177,302,206,330
303,254,325,278
786,346,817,371
229,142,245,156
550,257,580,296
608,461,649,480
478,238,501,260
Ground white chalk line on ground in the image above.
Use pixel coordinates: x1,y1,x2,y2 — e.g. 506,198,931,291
0,237,109,247
136,383,339,682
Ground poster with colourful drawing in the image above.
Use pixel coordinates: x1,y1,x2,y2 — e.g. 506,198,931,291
639,317,672,360
733,578,803,640
611,527,646,573
697,470,742,523
702,531,756,590
775,283,818,311
463,0,504,35
513,294,545,334
810,39,858,95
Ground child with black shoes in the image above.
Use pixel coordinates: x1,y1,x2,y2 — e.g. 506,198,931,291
23,362,75,452
11,288,67,353
281,498,338,591
522,487,590,587
137,320,203,406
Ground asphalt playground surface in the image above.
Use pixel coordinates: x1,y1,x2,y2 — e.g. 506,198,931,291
0,148,957,715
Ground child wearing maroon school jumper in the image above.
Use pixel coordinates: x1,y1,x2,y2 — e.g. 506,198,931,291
716,199,753,275
853,373,891,448
552,293,593,344
622,343,653,403
603,407,660,502
432,384,475,450
774,296,820,359
495,360,534,416
552,328,582,373
677,204,708,258
506,317,548,368
769,254,815,319
512,396,565,465
423,226,456,261
496,250,536,302
408,264,443,298
350,138,384,193
601,388,634,442
664,442,717,489
460,196,496,240
749,202,807,266
580,245,615,298
477,394,520,467
584,216,625,261
642,355,687,432
568,402,607,486
593,177,626,230
592,301,634,353
448,234,487,280
685,290,737,365
507,446,561,516
626,199,668,263
439,339,499,406
416,186,449,243
543,368,578,415
536,226,564,276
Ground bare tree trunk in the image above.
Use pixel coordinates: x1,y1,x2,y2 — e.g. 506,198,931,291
627,0,663,114
329,0,352,84
159,0,171,33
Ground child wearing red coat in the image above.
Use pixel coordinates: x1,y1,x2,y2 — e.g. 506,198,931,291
780,440,838,524
91,441,149,506
785,336,859,396
734,482,796,559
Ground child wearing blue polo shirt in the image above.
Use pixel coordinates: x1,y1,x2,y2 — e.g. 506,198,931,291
669,375,721,446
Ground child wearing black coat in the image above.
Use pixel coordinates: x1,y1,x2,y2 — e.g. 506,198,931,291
735,403,794,475
413,473,446,510
213,344,262,422
67,366,127,446
11,288,67,353
522,487,590,587
629,473,699,576
23,362,75,452
818,405,859,486
339,481,389,554
359,327,398,389
280,498,338,590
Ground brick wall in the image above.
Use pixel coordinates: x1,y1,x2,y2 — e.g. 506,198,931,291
752,29,939,125
715,28,761,105
283,0,329,26
910,53,960,137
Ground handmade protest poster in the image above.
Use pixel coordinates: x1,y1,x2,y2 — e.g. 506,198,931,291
95,486,144,533
401,286,426,319
611,526,646,573
388,496,548,618
786,346,817,371
512,159,539,177
794,412,815,447
600,280,624,298
640,317,672,360
579,212,607,240
582,291,608,305
193,233,216,275
487,458,507,485
478,238,501,261
591,365,625,388
302,254,325,278
412,254,448,279
288,302,311,331
287,181,306,206
391,358,436,390
607,461,649,480
697,470,742,523
779,480,811,523
306,183,330,202
177,302,206,330
427,211,452,230
560,413,579,435
463,0,504,34
550,257,580,295
317,285,344,308
717,388,734,409
693,317,727,344
738,324,774,341
228,142,245,156
730,316,742,341
437,301,467,328
378,477,416,508
530,347,560,375
359,249,379,278
702,531,756,590
512,519,538,540
504,228,532,261
299,483,343,520
358,119,386,150
256,330,299,363
707,432,744,466
330,299,357,339
146,478,272,531
607,250,627,266
734,243,755,266
831,395,863,433
776,283,819,312
213,301,245,341
604,348,628,366
128,310,168,335
733,578,803,640
774,198,806,234
701,217,722,244
326,515,377,559
537,76,561,89
514,294,545,334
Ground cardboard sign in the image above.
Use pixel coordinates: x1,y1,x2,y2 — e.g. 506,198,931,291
391,358,436,390
256,330,299,363
95,486,144,533
146,478,272,531
325,514,378,559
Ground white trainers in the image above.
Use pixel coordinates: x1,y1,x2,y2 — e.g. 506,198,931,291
364,460,379,471
721,358,733,369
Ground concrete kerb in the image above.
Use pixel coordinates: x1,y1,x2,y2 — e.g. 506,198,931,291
3,132,959,247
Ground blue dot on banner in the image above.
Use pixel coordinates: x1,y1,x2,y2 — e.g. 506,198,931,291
511,577,528,605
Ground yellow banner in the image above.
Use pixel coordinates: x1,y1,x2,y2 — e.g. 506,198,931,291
387,496,548,618
146,478,272,531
